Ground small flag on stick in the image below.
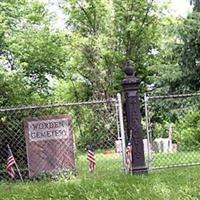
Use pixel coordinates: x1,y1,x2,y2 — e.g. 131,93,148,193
125,141,132,171
87,144,96,172
6,145,16,178
6,144,23,181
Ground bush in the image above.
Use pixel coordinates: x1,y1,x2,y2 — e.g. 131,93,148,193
173,108,200,150
152,121,170,139
30,169,76,181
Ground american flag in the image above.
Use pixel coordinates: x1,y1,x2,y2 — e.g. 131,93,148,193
6,145,16,178
87,145,96,172
125,141,132,170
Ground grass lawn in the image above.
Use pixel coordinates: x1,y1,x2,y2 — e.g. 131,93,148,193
149,151,200,168
0,166,200,200
77,150,200,177
77,151,123,178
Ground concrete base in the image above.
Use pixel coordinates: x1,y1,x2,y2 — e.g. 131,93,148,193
132,166,148,175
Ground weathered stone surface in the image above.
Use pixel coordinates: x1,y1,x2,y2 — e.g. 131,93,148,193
23,115,75,177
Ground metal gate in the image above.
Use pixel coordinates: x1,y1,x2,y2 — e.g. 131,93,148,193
0,93,126,180
144,93,200,169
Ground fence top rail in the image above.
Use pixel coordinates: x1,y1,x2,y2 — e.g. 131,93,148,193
0,98,117,112
146,92,200,100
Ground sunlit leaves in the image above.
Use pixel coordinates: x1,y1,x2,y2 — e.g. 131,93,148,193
177,12,200,91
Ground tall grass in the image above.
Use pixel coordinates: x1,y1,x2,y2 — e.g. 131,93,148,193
0,150,200,200
0,166,199,200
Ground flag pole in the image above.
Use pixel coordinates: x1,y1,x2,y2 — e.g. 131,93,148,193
130,130,133,175
7,144,23,181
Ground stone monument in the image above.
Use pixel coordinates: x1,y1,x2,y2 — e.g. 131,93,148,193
23,115,75,177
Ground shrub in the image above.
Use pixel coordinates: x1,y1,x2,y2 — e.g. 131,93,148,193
173,108,200,150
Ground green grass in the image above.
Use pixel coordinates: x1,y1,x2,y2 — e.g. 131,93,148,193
77,150,200,178
149,151,200,168
0,151,200,199
77,151,123,179
0,166,200,200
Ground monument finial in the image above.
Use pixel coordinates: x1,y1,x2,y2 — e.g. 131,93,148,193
124,60,135,76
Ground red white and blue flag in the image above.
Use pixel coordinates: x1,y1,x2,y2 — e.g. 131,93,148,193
6,145,16,178
87,145,96,172
125,141,132,170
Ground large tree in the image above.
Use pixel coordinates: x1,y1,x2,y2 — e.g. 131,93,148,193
174,1,200,92
63,0,159,100
0,0,69,105
149,1,200,94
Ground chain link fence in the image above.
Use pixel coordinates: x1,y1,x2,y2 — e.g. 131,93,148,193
145,93,200,169
0,95,125,180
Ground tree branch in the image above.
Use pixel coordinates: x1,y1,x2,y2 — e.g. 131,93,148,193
77,1,96,34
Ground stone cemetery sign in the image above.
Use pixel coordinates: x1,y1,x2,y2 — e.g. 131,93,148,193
23,115,75,177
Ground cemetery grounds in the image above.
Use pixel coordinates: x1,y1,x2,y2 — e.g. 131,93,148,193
0,153,199,200
0,93,200,199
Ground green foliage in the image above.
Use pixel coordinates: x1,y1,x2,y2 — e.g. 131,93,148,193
1,0,200,153
147,16,183,94
0,0,47,66
0,0,160,102
0,68,44,106
30,169,76,181
191,0,200,11
147,4,200,94
64,0,159,99
148,96,200,151
152,121,169,138
176,12,200,91
73,106,117,150
0,0,69,104
174,108,200,150
8,28,68,91
64,0,121,99
0,0,199,101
